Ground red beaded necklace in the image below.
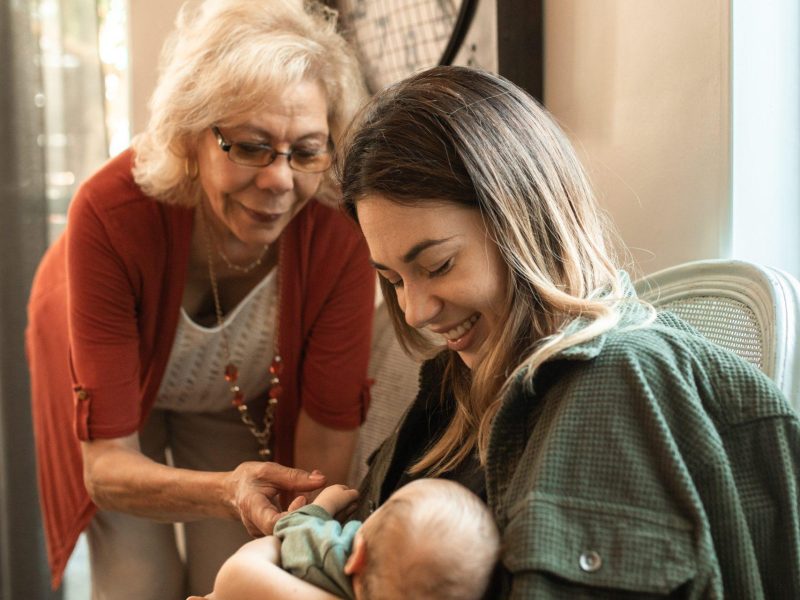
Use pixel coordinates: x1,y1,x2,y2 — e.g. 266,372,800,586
200,209,282,459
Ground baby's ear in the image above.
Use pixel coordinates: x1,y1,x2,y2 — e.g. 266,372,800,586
344,532,367,575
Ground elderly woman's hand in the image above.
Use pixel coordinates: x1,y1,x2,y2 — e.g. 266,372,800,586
224,461,326,536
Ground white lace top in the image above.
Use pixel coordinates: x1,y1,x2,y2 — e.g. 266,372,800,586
155,271,278,412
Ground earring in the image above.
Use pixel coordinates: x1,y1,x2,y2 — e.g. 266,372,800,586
184,157,199,180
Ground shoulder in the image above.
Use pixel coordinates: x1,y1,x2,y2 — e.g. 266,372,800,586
69,149,145,218
541,317,793,430
614,317,784,407
67,149,192,257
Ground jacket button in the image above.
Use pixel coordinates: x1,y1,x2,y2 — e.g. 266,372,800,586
579,550,602,573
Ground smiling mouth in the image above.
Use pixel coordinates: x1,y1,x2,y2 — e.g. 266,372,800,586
238,203,284,223
440,314,480,341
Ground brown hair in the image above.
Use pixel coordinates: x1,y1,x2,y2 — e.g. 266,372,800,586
340,66,635,475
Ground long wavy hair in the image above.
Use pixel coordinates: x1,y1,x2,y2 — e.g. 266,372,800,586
132,0,365,206
340,66,637,475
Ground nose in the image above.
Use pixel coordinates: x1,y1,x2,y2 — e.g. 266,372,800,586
397,281,442,329
254,155,294,194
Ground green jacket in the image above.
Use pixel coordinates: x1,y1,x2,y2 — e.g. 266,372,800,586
357,302,800,598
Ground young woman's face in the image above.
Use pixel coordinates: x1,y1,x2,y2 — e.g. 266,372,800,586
357,195,508,369
195,78,329,248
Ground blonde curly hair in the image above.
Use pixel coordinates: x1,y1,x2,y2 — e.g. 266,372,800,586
132,0,366,206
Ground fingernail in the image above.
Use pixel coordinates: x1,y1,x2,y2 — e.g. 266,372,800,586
310,470,324,479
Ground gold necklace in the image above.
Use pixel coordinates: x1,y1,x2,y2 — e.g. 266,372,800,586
200,209,282,458
215,240,270,274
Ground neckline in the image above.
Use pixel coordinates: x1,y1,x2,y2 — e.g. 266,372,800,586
180,268,277,331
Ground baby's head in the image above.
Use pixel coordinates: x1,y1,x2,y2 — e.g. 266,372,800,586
344,479,499,600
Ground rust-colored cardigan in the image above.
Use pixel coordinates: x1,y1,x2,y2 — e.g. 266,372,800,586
26,150,374,588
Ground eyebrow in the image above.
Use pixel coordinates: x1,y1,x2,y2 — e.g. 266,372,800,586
370,237,454,270
231,126,329,143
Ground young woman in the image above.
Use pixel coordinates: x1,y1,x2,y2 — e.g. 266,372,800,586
26,1,373,597
340,66,800,598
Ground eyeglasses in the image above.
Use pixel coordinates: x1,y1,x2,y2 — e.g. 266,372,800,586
211,126,332,173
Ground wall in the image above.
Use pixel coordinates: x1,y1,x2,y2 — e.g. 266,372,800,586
454,0,498,73
129,0,183,135
545,0,731,276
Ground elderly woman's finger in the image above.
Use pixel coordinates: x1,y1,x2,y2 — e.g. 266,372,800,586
247,491,290,535
255,462,327,492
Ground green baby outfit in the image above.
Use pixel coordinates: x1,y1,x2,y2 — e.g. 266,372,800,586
275,505,361,599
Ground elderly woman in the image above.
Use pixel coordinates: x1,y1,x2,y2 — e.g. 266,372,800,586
25,1,373,597
340,67,800,598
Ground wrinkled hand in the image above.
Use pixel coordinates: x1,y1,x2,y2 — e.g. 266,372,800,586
313,484,359,521
225,461,326,536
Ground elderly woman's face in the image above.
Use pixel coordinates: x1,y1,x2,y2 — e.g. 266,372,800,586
357,195,507,369
196,78,329,248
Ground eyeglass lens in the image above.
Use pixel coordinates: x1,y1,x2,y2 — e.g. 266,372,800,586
228,142,330,173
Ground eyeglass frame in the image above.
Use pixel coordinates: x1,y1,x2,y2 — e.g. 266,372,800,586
210,125,333,173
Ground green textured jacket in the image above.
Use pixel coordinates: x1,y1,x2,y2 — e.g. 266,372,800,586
357,304,800,598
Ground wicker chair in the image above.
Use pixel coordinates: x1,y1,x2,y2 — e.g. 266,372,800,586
634,259,800,411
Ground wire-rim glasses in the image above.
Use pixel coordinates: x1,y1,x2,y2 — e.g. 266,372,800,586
211,126,332,174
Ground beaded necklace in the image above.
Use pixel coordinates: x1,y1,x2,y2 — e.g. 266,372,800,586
200,209,283,458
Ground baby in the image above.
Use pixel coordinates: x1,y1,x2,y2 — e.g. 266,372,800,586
199,478,499,600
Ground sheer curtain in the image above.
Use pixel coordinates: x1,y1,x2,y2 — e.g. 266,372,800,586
38,0,109,242
1,0,114,597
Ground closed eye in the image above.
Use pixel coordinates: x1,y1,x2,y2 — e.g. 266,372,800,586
292,147,326,159
376,271,404,289
379,259,452,289
428,258,453,278
235,141,271,156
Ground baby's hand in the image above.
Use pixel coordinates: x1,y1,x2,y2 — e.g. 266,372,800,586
313,484,359,520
